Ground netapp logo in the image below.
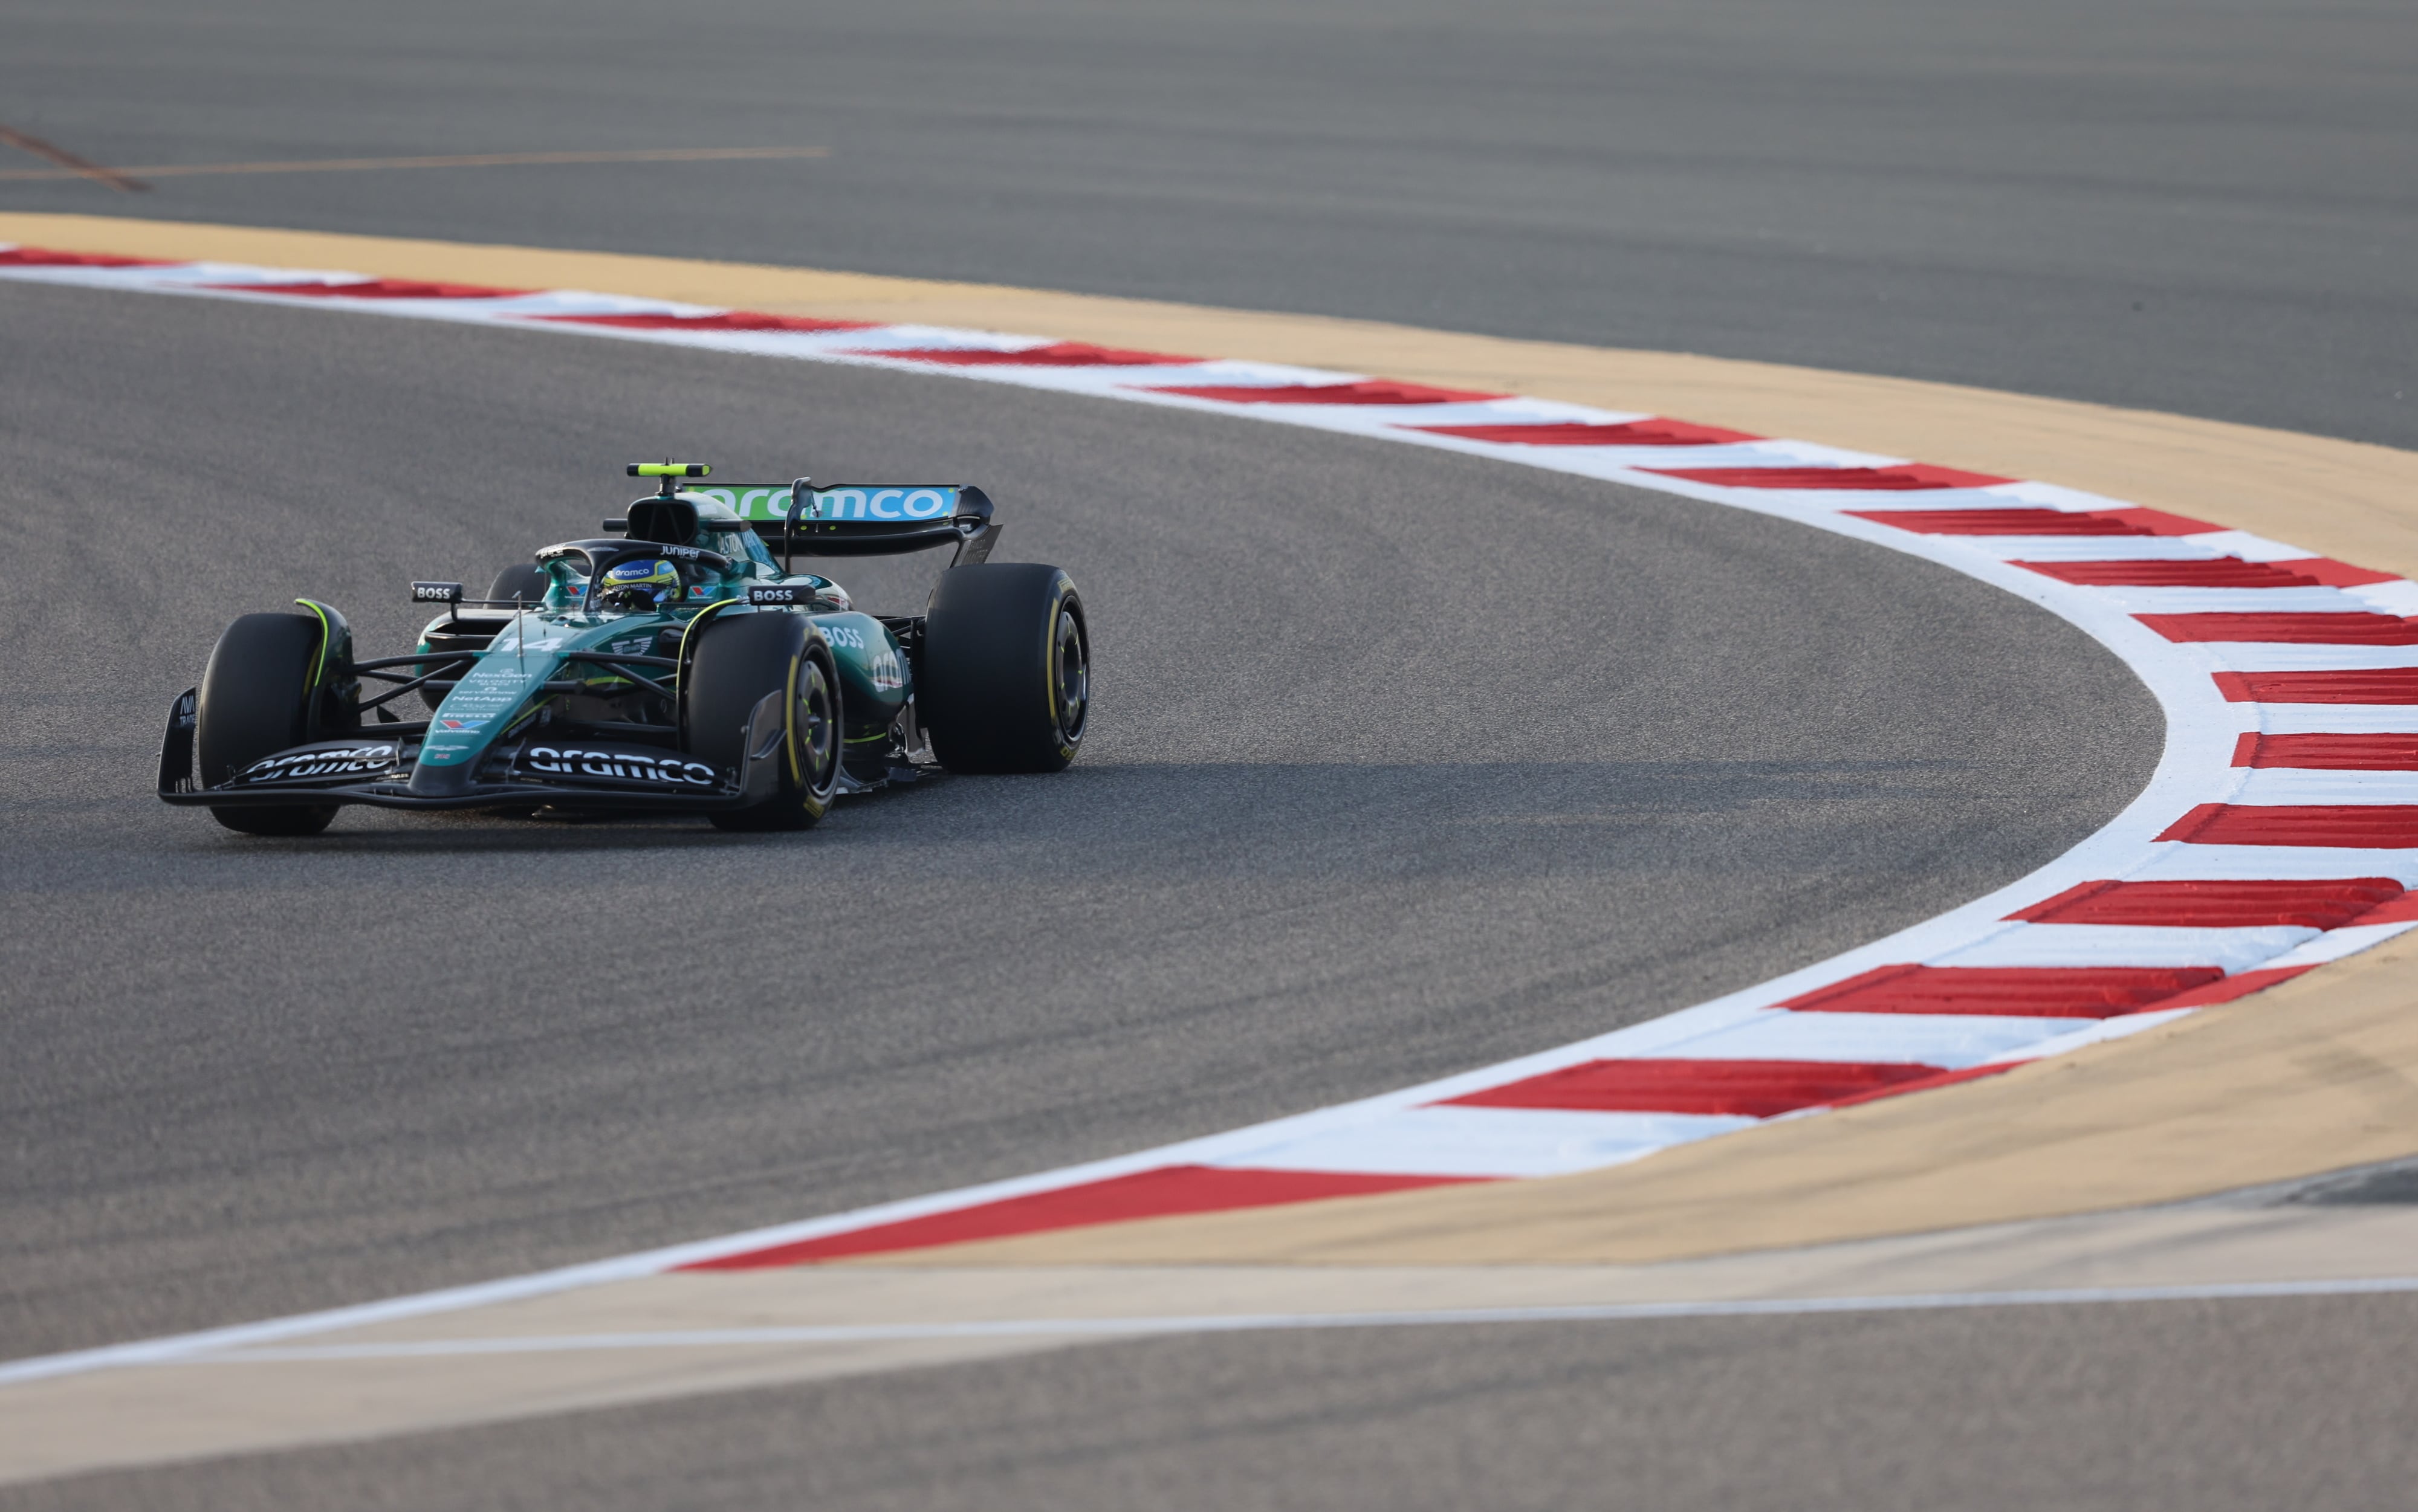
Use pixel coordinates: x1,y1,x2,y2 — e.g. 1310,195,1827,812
522,746,716,787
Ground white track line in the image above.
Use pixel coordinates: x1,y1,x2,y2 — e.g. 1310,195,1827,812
175,1273,2418,1363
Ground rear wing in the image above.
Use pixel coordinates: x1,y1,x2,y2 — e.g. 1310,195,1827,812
698,483,996,563
609,484,999,564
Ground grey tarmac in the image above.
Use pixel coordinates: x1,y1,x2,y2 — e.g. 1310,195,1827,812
0,277,2153,1360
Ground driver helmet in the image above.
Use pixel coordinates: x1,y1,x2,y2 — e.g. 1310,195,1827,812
598,557,681,611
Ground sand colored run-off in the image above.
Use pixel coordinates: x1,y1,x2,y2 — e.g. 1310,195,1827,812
8,210,2418,1266
5,1203,2418,1486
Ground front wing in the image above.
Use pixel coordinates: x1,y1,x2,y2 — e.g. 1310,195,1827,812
156,688,790,812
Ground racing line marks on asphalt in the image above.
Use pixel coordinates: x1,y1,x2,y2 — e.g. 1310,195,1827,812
0,124,148,192
11,242,2418,1370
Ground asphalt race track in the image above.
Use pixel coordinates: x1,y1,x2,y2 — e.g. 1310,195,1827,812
4,0,2414,1507
0,274,2154,1352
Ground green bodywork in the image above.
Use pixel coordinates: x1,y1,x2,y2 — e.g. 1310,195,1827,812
414,499,910,783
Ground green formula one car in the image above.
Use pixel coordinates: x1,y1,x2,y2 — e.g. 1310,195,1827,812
158,464,1089,835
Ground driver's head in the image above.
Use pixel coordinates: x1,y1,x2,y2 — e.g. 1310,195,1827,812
598,557,681,611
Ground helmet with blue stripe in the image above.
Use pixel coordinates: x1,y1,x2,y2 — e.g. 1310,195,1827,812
600,557,681,610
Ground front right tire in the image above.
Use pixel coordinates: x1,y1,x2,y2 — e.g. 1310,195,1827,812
683,610,844,832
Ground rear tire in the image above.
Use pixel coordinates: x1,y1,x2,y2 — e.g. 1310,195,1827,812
683,611,843,832
196,612,339,837
921,564,1088,774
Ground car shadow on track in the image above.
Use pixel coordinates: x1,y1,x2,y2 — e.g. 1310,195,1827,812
177,755,2044,876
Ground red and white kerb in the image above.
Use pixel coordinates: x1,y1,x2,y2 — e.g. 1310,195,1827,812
13,243,2417,1268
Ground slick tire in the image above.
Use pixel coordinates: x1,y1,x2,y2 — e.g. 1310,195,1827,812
196,612,339,837
684,610,843,832
921,563,1089,774
485,562,551,607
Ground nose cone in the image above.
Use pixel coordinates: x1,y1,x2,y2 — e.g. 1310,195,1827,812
407,758,473,796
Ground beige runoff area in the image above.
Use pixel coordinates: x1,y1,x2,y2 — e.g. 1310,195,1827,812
7,212,2418,1265
5,1200,2416,1487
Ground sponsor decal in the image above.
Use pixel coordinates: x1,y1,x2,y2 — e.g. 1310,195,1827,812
692,485,958,524
239,744,396,783
690,486,789,519
867,647,904,692
748,584,805,606
438,668,539,715
813,487,954,523
820,622,868,651
438,688,520,717
608,634,656,656
422,655,553,763
410,581,465,603
520,745,718,787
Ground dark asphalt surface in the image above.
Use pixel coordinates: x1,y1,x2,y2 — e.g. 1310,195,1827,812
4,0,2414,451
20,1295,2418,1512
0,278,2151,1359
4,0,2399,1504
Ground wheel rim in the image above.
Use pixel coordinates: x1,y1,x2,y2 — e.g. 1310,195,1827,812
1052,607,1089,741
795,657,838,791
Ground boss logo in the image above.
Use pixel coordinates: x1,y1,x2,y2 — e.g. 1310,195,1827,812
412,581,465,603
748,586,803,605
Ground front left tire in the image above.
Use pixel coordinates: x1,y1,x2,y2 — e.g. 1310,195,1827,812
196,612,340,836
